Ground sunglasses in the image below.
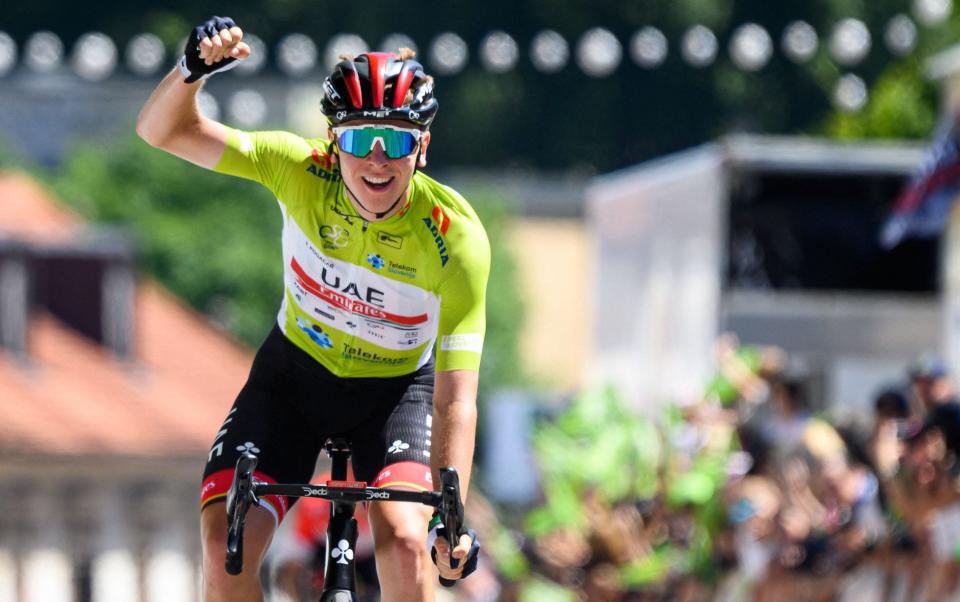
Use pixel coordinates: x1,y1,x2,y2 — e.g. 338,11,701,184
333,125,423,160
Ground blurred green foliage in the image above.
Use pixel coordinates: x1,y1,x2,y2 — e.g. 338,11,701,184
48,136,283,345
17,134,525,399
825,60,939,140
467,199,529,402
525,387,663,536
817,2,960,141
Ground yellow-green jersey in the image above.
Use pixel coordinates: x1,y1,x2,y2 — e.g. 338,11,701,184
215,128,490,377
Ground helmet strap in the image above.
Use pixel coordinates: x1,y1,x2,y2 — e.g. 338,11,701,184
343,180,405,220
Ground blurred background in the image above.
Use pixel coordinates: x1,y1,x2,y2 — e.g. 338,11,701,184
5,0,960,600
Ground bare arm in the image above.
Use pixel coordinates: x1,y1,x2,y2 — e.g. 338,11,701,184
135,25,249,169
431,369,479,497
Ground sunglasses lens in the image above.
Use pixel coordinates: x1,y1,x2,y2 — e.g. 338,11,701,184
384,130,418,158
337,128,418,159
337,129,368,157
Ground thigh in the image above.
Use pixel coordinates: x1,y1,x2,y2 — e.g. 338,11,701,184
201,330,325,523
351,365,434,489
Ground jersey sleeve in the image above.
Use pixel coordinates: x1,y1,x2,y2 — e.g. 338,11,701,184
213,128,315,196
435,225,491,372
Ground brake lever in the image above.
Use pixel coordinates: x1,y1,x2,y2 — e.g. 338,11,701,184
438,467,463,588
225,452,260,575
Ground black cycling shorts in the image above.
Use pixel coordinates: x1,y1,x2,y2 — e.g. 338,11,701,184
201,325,434,523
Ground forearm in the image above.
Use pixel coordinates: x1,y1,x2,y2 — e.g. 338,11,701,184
431,372,478,496
136,67,202,146
135,68,226,167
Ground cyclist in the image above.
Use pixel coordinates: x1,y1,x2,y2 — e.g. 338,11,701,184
136,16,486,602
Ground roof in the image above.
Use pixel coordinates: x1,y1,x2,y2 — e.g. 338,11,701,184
587,134,926,203
0,174,83,243
0,171,253,457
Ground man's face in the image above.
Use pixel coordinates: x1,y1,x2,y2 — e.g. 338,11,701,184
332,120,430,218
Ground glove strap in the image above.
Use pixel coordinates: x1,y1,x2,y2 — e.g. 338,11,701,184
178,55,207,83
178,54,241,83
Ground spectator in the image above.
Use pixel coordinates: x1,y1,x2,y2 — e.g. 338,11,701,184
910,354,960,462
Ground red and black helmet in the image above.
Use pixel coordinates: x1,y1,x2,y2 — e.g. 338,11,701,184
321,52,438,129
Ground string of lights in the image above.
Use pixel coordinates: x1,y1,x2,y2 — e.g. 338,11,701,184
0,0,953,121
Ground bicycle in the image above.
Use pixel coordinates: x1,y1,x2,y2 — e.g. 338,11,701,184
224,437,467,601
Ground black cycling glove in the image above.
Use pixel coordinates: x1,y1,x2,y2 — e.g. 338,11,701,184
430,525,481,584
178,15,242,83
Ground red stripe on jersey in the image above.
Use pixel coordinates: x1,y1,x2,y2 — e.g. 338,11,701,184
290,258,429,326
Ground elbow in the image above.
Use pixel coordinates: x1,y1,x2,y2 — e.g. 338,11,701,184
135,117,164,149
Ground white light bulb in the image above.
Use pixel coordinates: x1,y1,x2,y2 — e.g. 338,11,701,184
630,26,667,68
682,25,718,68
480,31,519,73
782,21,818,64
576,28,622,77
833,73,868,112
430,33,469,76
530,30,568,73
277,33,318,77
730,23,773,71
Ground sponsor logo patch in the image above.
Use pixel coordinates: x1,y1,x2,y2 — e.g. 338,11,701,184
387,260,417,279
311,148,334,169
440,333,483,353
432,206,451,235
306,163,341,182
297,317,334,349
422,206,452,267
319,224,350,249
342,342,406,365
377,231,403,249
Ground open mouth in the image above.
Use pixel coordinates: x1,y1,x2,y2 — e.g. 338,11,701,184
361,175,395,191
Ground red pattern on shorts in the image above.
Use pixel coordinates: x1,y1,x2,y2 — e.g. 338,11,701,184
201,468,290,522
372,461,434,491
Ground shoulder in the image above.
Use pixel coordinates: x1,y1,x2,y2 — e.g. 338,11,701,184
411,173,490,280
231,129,333,163
413,172,488,245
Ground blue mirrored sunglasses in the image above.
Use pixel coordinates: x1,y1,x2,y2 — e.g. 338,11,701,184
333,125,423,159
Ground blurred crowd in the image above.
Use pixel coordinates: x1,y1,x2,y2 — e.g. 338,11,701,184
261,337,960,601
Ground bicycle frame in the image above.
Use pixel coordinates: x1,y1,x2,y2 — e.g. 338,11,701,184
225,438,465,601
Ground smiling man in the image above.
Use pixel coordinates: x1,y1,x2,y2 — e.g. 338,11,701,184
136,16,488,602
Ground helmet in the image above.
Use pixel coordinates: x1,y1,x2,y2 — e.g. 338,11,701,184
321,51,438,129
